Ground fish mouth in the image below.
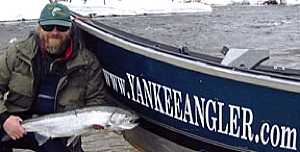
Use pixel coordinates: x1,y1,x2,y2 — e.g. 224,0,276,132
130,118,140,124
124,118,140,129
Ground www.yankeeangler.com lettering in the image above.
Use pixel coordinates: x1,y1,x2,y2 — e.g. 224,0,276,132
103,69,297,151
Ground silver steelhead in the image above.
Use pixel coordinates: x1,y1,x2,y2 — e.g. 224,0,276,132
2,106,139,145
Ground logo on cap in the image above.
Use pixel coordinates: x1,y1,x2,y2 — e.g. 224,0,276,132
52,7,64,17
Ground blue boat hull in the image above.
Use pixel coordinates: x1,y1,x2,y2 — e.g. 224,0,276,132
76,18,300,152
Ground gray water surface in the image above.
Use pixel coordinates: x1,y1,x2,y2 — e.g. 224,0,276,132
97,5,300,69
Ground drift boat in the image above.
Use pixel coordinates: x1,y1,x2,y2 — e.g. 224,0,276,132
74,16,299,152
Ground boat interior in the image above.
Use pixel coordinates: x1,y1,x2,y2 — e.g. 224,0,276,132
77,17,300,82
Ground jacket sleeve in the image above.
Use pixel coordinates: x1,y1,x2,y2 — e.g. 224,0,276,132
84,53,109,106
0,49,13,129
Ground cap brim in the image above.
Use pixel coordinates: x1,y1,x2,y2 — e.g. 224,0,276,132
40,20,72,27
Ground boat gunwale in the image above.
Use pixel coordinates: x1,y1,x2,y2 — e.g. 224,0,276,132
74,17,300,93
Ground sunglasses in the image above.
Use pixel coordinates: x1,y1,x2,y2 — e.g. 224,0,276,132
41,25,70,32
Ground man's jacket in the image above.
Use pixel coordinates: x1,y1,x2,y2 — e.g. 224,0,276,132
0,32,107,128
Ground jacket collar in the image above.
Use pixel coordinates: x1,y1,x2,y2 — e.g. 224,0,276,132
16,33,87,70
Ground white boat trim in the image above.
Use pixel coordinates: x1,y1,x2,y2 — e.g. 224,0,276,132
76,19,300,93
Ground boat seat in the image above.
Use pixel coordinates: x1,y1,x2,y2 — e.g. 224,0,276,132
221,46,270,69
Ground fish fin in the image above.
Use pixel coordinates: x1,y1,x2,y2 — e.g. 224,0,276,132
34,133,49,146
67,136,79,147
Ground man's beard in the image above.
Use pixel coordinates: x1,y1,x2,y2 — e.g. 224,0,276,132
40,32,71,56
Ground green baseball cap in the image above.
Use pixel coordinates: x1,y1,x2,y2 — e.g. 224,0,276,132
39,3,72,27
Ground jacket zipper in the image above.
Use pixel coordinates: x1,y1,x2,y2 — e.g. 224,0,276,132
54,75,68,112
53,66,85,112
50,60,67,113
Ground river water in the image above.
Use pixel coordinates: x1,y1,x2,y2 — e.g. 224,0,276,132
0,4,299,152
97,5,300,69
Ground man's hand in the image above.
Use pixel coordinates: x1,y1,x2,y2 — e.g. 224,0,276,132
3,115,26,140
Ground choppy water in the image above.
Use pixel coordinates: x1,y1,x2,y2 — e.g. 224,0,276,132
97,5,300,69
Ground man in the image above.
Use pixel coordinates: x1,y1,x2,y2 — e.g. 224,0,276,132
0,2,107,152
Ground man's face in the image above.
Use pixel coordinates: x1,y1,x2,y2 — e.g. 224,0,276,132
37,24,71,55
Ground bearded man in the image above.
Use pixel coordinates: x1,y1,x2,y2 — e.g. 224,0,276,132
0,2,107,152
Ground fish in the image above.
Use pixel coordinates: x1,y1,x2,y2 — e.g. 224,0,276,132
2,106,139,146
